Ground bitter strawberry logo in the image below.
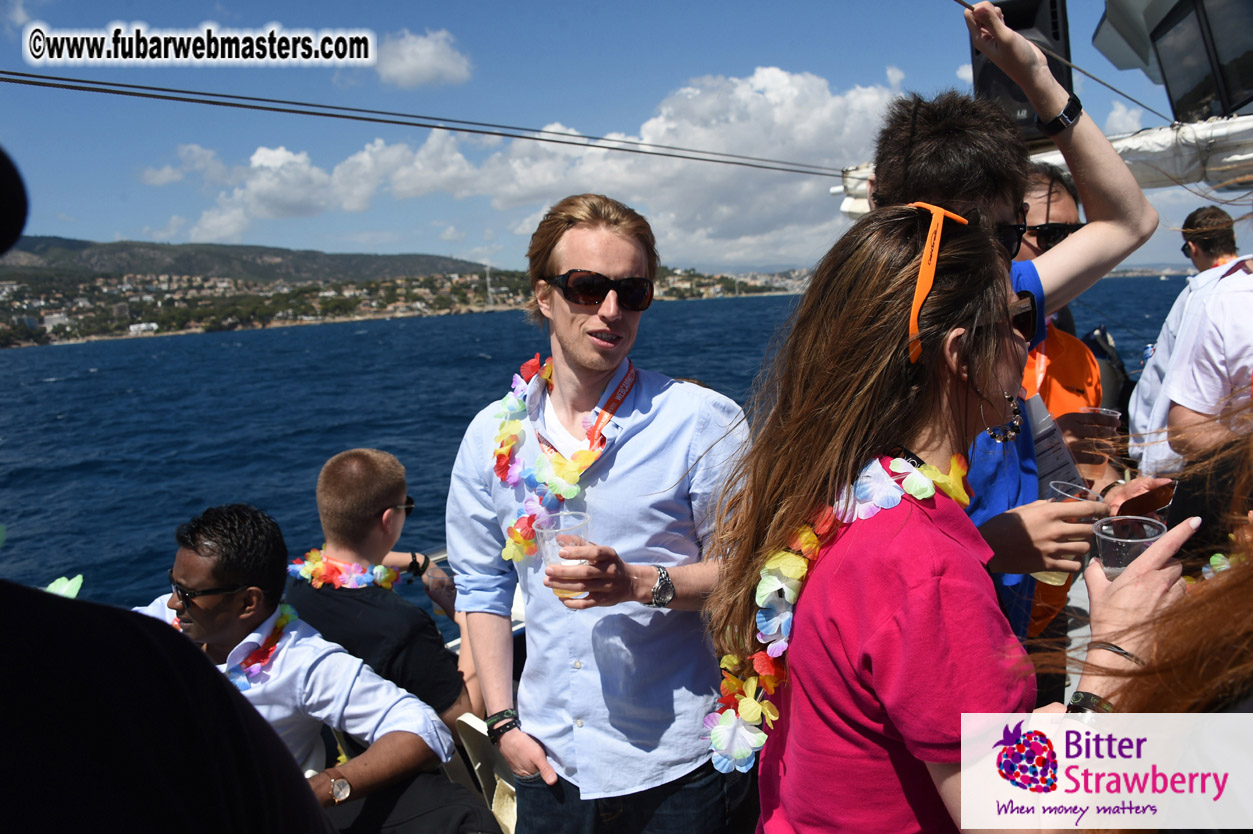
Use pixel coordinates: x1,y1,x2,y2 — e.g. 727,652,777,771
994,721,1058,793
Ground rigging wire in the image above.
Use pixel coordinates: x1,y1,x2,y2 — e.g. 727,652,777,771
0,69,844,174
949,0,1173,124
0,69,842,178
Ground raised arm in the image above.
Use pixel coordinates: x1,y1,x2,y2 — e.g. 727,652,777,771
966,1,1157,313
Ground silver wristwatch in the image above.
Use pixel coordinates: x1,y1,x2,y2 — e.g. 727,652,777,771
646,565,675,608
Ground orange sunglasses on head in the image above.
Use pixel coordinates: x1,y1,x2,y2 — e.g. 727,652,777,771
905,202,969,363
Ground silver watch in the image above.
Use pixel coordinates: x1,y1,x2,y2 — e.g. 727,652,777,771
646,565,675,608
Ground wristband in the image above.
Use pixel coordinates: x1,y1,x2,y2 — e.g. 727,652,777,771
488,718,520,745
1067,690,1114,714
407,551,430,578
1089,641,1146,666
1036,93,1082,136
485,708,518,729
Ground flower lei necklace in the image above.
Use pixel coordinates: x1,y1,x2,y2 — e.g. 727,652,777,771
287,547,399,591
173,602,299,692
493,353,635,563
705,453,971,773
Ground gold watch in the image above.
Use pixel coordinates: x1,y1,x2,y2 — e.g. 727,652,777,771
326,768,352,805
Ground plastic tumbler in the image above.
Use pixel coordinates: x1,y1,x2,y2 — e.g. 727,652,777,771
1092,515,1166,580
535,511,591,599
1033,480,1103,586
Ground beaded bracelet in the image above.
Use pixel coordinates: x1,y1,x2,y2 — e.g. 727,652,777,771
1067,690,1114,714
485,708,518,729
488,718,520,745
1090,641,1146,666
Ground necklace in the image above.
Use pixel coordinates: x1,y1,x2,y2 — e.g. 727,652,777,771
495,353,635,562
225,603,298,691
287,547,399,591
705,454,971,773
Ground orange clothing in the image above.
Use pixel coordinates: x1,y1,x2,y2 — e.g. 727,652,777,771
1021,323,1102,418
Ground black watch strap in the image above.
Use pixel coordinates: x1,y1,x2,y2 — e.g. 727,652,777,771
1036,94,1082,136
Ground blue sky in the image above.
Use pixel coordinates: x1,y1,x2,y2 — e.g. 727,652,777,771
0,0,1210,271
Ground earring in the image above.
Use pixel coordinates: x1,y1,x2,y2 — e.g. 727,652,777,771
982,392,1023,444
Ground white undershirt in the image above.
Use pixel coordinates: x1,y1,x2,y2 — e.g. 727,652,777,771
543,393,588,458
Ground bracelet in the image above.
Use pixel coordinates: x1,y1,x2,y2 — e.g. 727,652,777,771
1099,480,1125,499
407,551,430,578
1089,641,1146,666
1067,690,1114,714
485,708,518,729
488,718,520,745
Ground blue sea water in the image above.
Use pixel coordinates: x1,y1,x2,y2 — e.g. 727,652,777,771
0,277,1184,614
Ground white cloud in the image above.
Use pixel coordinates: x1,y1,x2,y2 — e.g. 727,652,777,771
189,146,332,241
376,28,471,88
1105,102,1143,136
6,0,29,28
439,224,464,242
175,65,898,266
141,165,183,186
886,66,905,93
56,211,75,223
143,215,186,242
956,64,973,85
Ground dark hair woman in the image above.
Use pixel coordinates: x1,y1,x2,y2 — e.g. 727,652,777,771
704,204,1191,833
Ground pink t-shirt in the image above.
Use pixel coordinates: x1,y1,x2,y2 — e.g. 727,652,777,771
758,471,1035,833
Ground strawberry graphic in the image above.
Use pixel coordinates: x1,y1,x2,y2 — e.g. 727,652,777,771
994,721,1058,793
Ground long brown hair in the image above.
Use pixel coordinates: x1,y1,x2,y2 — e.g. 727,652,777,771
705,205,1012,662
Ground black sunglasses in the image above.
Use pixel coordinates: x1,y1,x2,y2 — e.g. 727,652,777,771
1025,222,1084,252
383,496,415,518
168,568,247,605
996,222,1027,259
1181,240,1193,258
542,269,654,312
1009,290,1037,342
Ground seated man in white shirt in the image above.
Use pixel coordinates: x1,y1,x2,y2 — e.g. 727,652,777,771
136,503,454,812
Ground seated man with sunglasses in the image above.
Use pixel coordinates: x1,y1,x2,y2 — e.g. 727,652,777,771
447,193,749,833
870,3,1156,637
136,503,455,818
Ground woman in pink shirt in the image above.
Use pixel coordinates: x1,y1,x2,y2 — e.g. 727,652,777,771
705,203,1190,833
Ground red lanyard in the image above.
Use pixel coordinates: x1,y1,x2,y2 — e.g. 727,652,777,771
536,362,636,456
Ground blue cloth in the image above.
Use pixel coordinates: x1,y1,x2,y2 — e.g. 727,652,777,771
447,360,747,799
513,764,749,834
966,259,1047,637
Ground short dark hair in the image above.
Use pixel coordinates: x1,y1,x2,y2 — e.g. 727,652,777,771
317,449,406,547
175,504,288,607
1182,206,1237,257
871,90,1029,214
1027,161,1079,210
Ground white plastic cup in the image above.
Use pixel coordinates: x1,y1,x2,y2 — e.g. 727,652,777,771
1033,481,1103,586
1092,515,1166,580
534,511,590,599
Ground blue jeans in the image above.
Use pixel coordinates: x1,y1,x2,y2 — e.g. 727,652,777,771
513,761,751,834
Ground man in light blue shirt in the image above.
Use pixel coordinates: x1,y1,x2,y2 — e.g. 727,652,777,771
447,193,748,833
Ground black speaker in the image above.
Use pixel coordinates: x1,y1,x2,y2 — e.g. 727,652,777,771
971,0,1074,147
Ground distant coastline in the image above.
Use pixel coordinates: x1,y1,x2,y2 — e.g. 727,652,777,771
21,290,801,350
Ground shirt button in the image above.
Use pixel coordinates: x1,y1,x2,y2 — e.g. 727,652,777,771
575,719,584,728
572,660,582,669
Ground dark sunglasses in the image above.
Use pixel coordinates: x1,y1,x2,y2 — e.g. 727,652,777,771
383,496,415,518
1009,290,1037,342
168,568,247,605
542,269,654,312
1025,222,1084,252
996,222,1026,259
1181,240,1193,258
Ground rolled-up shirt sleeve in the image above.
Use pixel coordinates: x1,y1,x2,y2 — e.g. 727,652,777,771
299,647,454,763
447,412,518,616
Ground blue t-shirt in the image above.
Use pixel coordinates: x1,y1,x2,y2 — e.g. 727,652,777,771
967,259,1047,637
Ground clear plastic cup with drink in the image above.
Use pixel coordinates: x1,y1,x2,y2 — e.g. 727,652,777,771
1075,407,1121,486
535,511,591,599
1032,480,1103,586
1092,515,1167,580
